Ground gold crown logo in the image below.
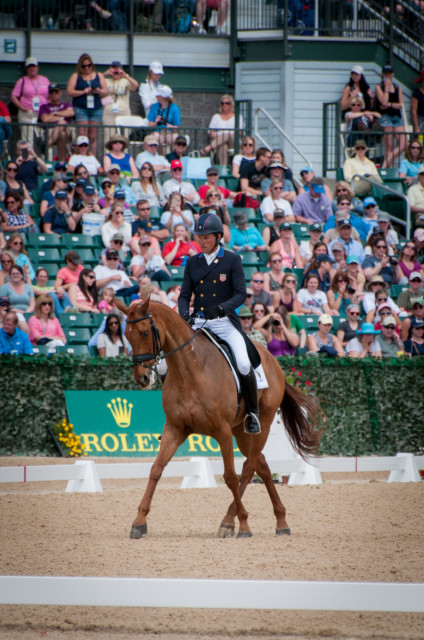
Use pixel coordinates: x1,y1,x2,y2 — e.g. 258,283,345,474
107,397,133,428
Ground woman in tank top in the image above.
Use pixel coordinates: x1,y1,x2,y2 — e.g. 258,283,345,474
375,65,406,168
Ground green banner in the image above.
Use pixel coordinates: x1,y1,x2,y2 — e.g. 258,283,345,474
65,391,241,458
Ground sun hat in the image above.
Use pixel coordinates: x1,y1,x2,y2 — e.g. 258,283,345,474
366,275,387,290
319,313,333,325
356,322,380,335
238,306,254,318
105,134,129,151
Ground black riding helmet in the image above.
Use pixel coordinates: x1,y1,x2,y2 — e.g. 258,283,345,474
194,213,224,236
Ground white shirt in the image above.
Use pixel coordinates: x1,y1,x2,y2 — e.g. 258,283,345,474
346,336,381,355
135,150,170,172
138,79,163,115
299,240,313,262
204,246,220,266
131,181,165,207
297,288,328,313
130,253,166,273
101,220,132,248
208,113,244,133
160,208,195,231
94,264,131,292
260,195,293,221
97,332,130,357
162,178,200,204
361,292,400,316
68,154,101,175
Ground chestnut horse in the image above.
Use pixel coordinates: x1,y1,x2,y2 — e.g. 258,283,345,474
115,298,322,539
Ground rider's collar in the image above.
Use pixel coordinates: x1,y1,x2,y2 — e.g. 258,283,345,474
201,245,223,265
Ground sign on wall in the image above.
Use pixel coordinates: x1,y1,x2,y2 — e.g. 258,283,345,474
65,391,241,458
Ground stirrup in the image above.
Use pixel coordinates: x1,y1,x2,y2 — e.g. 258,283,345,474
244,412,261,435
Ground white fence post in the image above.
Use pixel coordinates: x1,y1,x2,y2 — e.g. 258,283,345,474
66,460,103,493
388,453,421,483
180,457,217,489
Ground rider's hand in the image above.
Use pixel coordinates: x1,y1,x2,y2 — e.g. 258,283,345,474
204,305,225,320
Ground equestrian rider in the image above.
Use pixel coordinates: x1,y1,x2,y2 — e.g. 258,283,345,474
178,213,261,434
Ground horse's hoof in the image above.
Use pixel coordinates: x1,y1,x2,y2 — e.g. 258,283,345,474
276,527,291,536
130,523,147,539
237,530,253,539
217,522,235,538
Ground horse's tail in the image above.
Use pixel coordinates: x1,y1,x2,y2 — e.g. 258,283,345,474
280,381,325,460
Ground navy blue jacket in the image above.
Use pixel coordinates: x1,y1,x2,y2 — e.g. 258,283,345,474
178,246,246,327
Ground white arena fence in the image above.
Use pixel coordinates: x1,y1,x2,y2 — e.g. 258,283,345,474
0,453,422,493
0,576,423,612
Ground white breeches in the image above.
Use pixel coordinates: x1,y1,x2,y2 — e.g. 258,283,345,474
193,316,251,375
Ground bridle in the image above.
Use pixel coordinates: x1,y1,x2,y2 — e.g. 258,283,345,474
126,309,203,371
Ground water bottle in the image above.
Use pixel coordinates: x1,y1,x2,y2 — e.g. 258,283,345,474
48,17,53,29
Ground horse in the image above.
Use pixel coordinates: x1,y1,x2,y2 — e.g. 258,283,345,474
115,297,323,539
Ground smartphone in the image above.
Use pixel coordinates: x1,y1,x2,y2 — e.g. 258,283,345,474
171,195,180,208
22,148,29,160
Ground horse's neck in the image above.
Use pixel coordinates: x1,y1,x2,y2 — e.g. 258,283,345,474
161,318,209,376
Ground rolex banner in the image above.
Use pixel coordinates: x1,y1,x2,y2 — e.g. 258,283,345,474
65,391,241,458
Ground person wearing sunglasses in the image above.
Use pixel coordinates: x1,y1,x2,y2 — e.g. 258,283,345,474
249,273,273,310
367,298,401,331
407,164,424,227
67,54,108,157
346,322,382,359
0,310,33,355
361,274,398,317
102,61,139,149
132,161,166,208
271,272,302,315
230,212,267,254
4,161,34,206
130,234,171,283
94,249,132,294
97,312,130,358
135,134,170,175
38,84,74,162
162,223,201,268
336,303,363,348
306,313,344,358
231,136,256,179
362,237,402,287
398,242,423,284
10,57,50,148
375,64,406,169
101,202,132,249
200,94,243,166
400,297,424,341
343,139,382,196
261,162,296,203
324,198,369,242
403,317,424,356
293,177,333,225
260,178,295,224
0,264,35,314
397,271,424,312
197,166,237,206
375,314,403,357
1,194,38,236
162,159,199,206
166,135,189,163
28,294,66,349
68,268,100,313
146,85,181,150
4,232,35,281
343,95,381,147
399,140,424,187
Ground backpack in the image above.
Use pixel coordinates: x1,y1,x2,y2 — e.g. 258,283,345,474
232,193,260,210
173,0,192,33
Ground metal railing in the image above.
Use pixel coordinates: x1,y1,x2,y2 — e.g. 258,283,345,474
253,106,312,187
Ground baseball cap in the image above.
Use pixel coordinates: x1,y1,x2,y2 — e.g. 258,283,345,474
76,178,88,187
354,139,368,148
338,218,352,227
54,161,67,171
377,211,390,222
335,209,350,221
206,166,219,176
114,189,126,199
273,210,286,219
149,61,164,75
76,135,89,146
106,249,119,259
101,177,112,186
310,178,325,194
65,251,82,265
316,254,336,264
49,83,61,92
382,315,396,327
238,306,254,318
157,85,173,99
84,184,95,195
363,197,377,207
382,64,394,74
52,172,68,182
409,271,423,281
0,296,10,307
417,165,424,174
351,64,364,75
310,223,322,232
371,226,384,235
138,235,151,245
144,134,158,146
170,159,183,170
269,162,284,170
412,297,424,306
319,313,333,325
25,56,38,67
414,228,424,241
175,135,188,145
279,222,292,231
111,60,122,67
377,301,391,312
346,255,360,264
300,166,313,175
54,190,68,199
108,163,121,173
411,318,424,328
331,241,345,252
111,233,125,242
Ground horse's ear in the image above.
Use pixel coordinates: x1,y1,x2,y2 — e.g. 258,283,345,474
114,298,128,316
140,297,150,314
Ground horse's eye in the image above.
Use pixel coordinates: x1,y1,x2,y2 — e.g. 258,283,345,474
143,330,149,338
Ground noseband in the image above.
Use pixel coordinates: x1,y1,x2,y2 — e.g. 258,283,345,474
127,309,203,371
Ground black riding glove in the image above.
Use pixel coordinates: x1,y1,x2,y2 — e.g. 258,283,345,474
182,312,195,326
204,305,225,320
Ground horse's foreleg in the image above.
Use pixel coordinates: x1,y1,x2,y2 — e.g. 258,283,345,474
218,456,257,537
130,424,185,539
217,434,252,539
255,452,290,535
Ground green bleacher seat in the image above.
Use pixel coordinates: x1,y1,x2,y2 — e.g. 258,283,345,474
37,263,59,279
91,314,106,329
389,284,407,299
64,327,92,345
295,315,320,332
62,235,99,249
222,177,238,191
239,253,261,267
31,247,61,264
243,266,263,281
168,266,185,280
32,345,57,355
26,233,63,248
57,345,90,356
216,165,230,176
59,312,93,328
227,207,257,222
60,248,95,265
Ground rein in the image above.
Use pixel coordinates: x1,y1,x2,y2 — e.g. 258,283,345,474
127,310,204,371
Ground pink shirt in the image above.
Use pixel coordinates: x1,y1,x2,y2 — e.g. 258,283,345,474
28,316,66,345
12,75,50,112
56,264,84,286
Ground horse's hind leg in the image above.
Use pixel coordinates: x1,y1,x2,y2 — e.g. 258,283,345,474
130,424,185,539
255,452,290,535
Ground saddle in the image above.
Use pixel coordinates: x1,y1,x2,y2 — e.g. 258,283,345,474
201,328,267,392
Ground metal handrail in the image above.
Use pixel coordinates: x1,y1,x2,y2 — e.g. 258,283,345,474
351,174,411,238
253,106,313,169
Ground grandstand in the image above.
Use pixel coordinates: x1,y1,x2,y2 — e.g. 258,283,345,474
0,0,422,356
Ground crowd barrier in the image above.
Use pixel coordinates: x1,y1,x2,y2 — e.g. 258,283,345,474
0,575,423,612
0,453,422,493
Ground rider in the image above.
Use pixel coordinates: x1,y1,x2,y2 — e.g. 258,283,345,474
178,213,261,434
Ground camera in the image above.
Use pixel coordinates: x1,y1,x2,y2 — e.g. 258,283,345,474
347,285,355,294
272,319,280,326
157,117,167,126
389,257,398,266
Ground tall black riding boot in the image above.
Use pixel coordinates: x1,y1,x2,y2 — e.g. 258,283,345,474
240,367,261,434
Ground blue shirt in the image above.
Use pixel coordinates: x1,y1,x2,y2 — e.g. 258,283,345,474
230,227,265,251
0,327,33,354
324,213,369,241
147,102,181,128
292,192,332,223
399,158,420,179
328,237,365,262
